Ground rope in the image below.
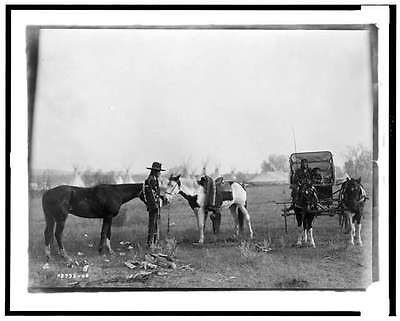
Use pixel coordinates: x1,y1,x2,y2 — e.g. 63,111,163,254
167,202,171,237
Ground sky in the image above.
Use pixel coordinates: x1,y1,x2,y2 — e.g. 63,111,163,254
31,28,373,174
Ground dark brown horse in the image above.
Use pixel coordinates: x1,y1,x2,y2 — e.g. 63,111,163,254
42,183,145,260
294,182,319,248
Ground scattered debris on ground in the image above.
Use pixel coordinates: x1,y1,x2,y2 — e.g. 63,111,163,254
121,252,184,282
179,264,194,271
254,242,273,253
128,271,153,281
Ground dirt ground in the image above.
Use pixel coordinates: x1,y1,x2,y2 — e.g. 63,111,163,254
28,183,374,290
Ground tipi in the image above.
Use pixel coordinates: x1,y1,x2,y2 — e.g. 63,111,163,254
71,165,85,187
122,167,135,183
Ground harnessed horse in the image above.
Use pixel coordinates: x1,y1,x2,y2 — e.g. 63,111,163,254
338,177,367,246
294,182,319,248
166,175,253,244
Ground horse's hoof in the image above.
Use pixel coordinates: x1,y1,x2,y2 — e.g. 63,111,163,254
61,254,73,262
44,251,51,261
58,249,71,261
44,248,51,259
296,242,302,247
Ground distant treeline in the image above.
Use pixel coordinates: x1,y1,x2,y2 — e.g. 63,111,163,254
30,144,372,191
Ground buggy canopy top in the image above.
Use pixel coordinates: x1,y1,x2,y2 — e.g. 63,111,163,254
289,151,335,185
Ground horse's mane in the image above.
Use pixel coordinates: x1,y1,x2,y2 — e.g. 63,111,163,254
179,177,204,196
341,177,367,208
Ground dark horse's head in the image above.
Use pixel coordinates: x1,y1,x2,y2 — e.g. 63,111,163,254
341,177,366,211
297,182,319,211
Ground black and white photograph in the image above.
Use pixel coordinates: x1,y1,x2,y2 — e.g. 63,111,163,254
27,24,377,290
6,5,394,316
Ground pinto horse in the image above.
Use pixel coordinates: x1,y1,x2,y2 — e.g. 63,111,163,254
166,175,253,244
294,182,319,248
42,183,149,260
339,177,367,246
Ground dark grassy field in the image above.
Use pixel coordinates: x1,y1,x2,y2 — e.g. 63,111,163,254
29,183,373,290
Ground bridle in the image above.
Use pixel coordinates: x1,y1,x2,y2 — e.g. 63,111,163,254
164,179,180,236
297,183,318,210
165,179,180,196
343,180,367,205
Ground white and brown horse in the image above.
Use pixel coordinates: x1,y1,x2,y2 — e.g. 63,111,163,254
166,175,253,244
339,177,367,246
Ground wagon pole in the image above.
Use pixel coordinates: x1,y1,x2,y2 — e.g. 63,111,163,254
283,204,288,234
167,202,171,237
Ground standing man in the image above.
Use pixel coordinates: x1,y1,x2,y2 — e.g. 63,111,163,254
293,159,312,185
144,162,166,246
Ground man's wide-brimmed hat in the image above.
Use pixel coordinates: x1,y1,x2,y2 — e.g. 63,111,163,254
146,162,166,172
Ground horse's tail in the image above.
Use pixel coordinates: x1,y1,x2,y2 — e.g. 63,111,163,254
42,186,73,223
42,189,51,217
42,190,56,247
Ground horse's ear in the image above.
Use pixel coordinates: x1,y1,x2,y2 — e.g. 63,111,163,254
177,174,181,179
357,177,361,183
346,177,350,181
169,174,173,180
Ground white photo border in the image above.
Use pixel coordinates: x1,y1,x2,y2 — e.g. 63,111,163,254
5,4,391,318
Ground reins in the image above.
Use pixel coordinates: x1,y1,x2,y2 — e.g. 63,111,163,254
165,181,180,236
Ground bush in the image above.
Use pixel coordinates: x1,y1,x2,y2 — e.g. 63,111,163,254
343,144,372,182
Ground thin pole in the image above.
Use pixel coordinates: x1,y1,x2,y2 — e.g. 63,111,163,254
167,204,170,236
291,125,297,154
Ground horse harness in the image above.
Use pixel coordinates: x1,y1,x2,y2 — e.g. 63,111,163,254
339,180,367,210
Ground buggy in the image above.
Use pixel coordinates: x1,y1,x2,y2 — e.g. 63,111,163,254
278,150,344,232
